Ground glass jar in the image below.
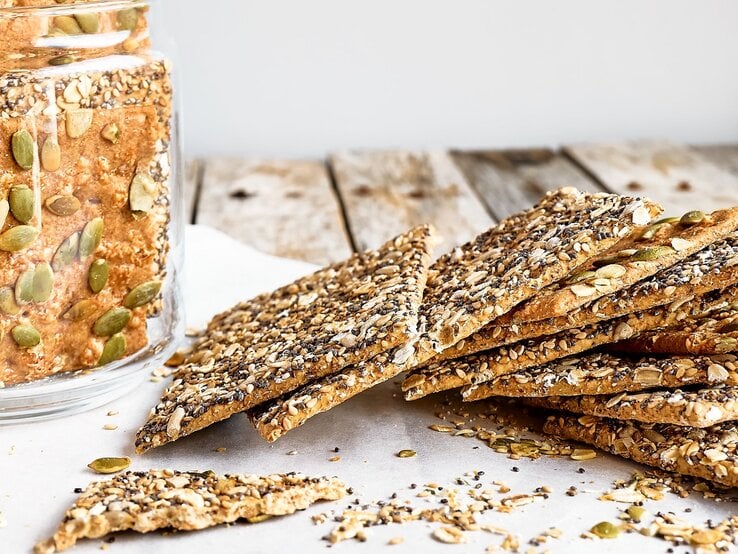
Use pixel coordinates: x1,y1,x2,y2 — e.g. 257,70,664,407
0,0,184,421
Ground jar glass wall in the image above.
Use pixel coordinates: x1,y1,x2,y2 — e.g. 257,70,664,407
0,0,184,421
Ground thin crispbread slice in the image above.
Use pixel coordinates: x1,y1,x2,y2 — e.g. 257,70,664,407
34,470,347,554
135,225,436,453
610,311,738,356
543,413,738,488
508,207,738,324
527,385,738,428
403,284,738,401
435,232,738,363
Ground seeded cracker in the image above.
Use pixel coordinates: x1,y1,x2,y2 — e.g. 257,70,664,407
34,470,347,553
436,232,738,363
508,206,738,324
543,414,738,488
528,385,738,428
403,285,738,401
135,225,436,453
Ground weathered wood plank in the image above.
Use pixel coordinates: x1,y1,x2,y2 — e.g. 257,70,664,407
565,140,738,214
184,159,201,224
329,150,494,256
694,144,738,176
451,148,603,220
197,159,353,265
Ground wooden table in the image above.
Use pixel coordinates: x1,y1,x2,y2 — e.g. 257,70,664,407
185,140,738,265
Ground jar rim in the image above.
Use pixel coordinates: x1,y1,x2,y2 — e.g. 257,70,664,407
0,0,149,17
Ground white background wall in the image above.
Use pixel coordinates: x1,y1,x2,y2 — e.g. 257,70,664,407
162,0,738,158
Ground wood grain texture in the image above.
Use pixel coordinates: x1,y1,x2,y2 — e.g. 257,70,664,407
330,150,494,256
451,148,603,220
565,140,738,214
184,159,202,224
197,158,353,265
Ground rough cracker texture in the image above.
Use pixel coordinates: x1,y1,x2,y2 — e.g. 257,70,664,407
437,232,738,363
34,470,347,554
509,207,738,324
403,285,738,401
610,311,738,355
544,414,738,488
135,225,436,453
528,385,738,428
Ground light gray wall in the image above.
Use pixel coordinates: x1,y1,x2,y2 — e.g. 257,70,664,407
161,0,738,158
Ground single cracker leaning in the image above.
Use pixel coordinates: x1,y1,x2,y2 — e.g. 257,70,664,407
34,470,347,554
527,385,738,428
435,232,738,363
543,413,738,488
135,225,436,453
403,284,738,401
509,206,738,324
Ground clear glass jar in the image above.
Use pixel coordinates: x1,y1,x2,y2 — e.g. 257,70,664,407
0,0,184,421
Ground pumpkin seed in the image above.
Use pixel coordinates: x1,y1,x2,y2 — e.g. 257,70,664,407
652,216,680,225
15,267,35,305
0,286,20,315
87,456,130,474
46,195,80,217
63,299,97,321
680,210,705,226
397,449,416,458
590,521,619,539
0,199,9,229
74,13,99,34
11,129,35,170
123,280,162,309
79,217,104,258
11,324,41,348
53,231,80,270
594,264,626,280
65,108,93,138
9,185,35,224
626,506,647,522
566,270,595,284
639,222,669,241
629,246,675,262
48,55,75,66
117,8,139,31
0,225,39,252
88,259,109,293
129,172,157,213
98,334,127,366
32,262,54,303
93,307,131,337
570,448,597,460
40,138,61,172
53,15,82,35
100,123,120,144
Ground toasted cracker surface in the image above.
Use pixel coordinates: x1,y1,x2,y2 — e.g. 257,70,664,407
135,225,436,453
34,470,347,553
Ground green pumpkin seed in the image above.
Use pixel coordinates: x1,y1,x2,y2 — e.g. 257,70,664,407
639,222,669,241
15,267,35,305
79,217,104,258
566,270,595,284
590,521,619,539
629,246,675,262
46,195,81,217
32,262,54,303
123,280,162,309
129,172,157,213
74,13,99,34
652,216,680,225
98,334,127,366
54,15,82,35
88,259,109,293
52,231,80,270
87,455,130,474
40,138,61,172
48,55,75,66
0,286,20,315
63,299,97,321
626,506,646,522
11,324,41,348
0,199,9,229
65,108,93,138
93,307,131,337
397,449,416,458
680,210,705,226
9,185,35,224
11,129,35,170
117,8,139,31
0,225,39,252
100,123,120,144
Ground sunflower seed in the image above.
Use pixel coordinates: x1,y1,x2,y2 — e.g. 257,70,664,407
98,333,127,366
129,172,157,213
53,231,80,270
9,185,35,224
74,13,99,34
123,280,162,308
40,138,61,172
0,287,20,315
680,210,705,225
100,123,120,144
629,246,675,262
65,108,93,138
46,195,80,217
117,8,139,30
63,299,97,321
15,267,35,305
32,262,54,303
93,308,131,337
11,324,41,348
0,225,39,252
79,217,104,258
88,259,109,293
11,129,34,170
87,456,130,474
